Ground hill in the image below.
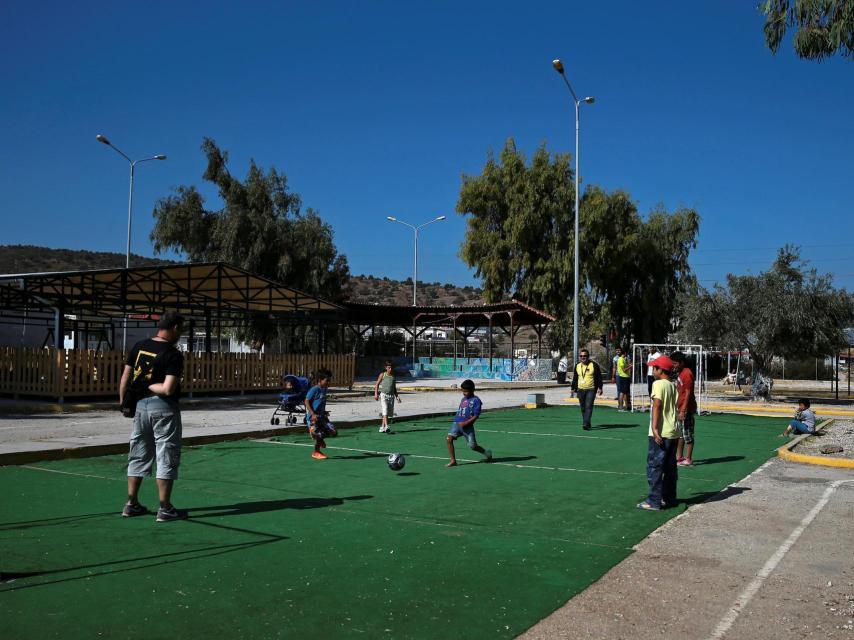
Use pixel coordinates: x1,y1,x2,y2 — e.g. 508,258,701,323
0,245,483,306
0,245,175,274
342,274,483,306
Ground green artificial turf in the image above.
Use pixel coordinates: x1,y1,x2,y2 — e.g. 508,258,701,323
1,406,785,639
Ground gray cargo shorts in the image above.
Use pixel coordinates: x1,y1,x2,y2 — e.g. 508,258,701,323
127,396,182,480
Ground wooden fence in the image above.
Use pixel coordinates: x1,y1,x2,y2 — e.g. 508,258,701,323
0,347,355,400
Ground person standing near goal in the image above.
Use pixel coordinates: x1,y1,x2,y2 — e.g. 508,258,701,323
615,346,632,411
672,352,698,467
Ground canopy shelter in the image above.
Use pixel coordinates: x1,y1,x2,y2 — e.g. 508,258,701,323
0,262,342,351
342,300,555,371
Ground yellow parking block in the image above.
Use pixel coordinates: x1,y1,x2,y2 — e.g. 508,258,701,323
777,420,854,469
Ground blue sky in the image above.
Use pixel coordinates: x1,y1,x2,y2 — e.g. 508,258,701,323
1,1,851,291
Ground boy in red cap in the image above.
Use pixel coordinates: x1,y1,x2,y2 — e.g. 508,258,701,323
638,354,681,511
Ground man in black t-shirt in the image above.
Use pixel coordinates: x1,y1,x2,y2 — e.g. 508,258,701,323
118,312,187,522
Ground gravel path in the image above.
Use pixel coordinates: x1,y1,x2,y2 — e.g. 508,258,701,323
794,418,854,460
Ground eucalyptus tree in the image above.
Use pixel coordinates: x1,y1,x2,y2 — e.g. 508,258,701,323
150,138,349,348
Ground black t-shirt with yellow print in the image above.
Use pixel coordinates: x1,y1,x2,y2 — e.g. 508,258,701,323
125,338,184,400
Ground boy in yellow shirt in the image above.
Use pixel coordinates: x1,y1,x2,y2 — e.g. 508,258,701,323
637,355,681,511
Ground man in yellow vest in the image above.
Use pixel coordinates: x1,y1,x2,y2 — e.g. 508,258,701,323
615,346,632,411
570,348,603,430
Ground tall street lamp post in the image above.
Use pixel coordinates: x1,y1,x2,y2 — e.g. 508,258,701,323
386,215,446,306
96,134,166,351
551,59,594,369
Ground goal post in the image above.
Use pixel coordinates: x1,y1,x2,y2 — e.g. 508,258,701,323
629,343,708,414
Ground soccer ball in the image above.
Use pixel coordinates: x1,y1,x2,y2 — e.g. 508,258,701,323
387,453,406,471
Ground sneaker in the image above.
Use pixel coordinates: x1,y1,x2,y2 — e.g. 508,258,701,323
155,506,188,522
311,451,328,460
678,458,692,467
484,449,493,462
582,424,591,431
122,502,148,517
676,456,685,463
378,426,387,433
636,501,661,511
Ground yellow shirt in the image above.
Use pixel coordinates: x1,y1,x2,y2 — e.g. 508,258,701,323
575,362,596,390
617,356,631,378
649,378,680,439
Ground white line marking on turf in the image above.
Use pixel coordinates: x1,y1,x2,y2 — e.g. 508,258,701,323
252,439,650,476
708,478,854,640
21,465,119,481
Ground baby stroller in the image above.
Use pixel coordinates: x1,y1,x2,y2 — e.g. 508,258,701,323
270,374,310,425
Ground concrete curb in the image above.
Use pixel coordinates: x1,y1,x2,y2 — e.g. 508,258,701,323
0,389,368,416
776,419,854,469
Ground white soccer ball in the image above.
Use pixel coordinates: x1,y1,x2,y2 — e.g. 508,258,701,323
387,453,406,471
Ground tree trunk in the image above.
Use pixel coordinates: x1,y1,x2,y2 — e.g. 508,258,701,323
750,352,774,402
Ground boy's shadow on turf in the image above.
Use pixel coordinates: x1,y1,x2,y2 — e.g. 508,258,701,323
331,452,387,460
680,485,751,506
188,495,373,518
491,455,537,463
589,423,640,430
691,456,745,466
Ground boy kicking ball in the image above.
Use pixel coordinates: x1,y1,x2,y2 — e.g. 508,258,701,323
446,379,492,467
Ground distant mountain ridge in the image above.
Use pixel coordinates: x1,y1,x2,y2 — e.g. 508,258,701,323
0,245,484,306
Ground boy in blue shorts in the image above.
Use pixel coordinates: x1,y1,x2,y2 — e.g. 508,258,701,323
305,369,336,460
446,379,492,467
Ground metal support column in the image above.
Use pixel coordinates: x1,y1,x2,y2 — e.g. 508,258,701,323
452,315,458,370
204,311,212,354
188,319,196,353
53,307,63,350
487,313,493,372
509,312,515,380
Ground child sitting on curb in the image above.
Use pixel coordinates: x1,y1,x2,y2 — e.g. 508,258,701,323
780,398,818,437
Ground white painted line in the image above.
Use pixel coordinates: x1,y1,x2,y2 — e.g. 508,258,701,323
21,465,119,482
252,439,650,476
708,478,854,639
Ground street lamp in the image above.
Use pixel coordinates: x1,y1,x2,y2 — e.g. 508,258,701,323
552,58,594,369
386,215,446,306
96,134,166,351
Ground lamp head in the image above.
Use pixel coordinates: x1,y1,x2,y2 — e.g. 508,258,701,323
154,155,167,160
387,216,397,221
96,134,111,145
583,96,595,104
551,59,564,74
436,215,446,221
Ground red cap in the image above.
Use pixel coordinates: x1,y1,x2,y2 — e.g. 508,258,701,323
648,355,675,371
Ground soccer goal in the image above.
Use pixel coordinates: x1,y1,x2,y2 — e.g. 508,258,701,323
629,343,709,415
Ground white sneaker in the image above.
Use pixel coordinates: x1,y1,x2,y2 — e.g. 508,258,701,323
379,426,387,433
484,449,493,462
